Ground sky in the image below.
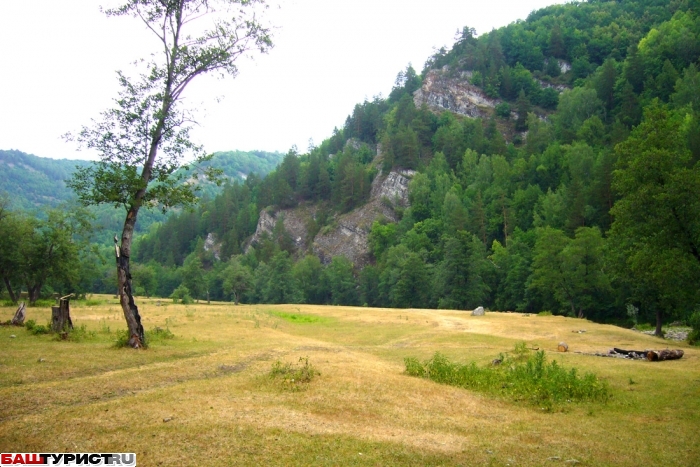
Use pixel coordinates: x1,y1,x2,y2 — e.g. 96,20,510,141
0,0,569,161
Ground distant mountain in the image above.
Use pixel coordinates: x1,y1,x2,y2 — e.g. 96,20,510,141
186,150,285,198
0,149,284,234
0,149,90,211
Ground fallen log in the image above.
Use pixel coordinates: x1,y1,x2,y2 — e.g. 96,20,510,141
613,347,646,355
612,348,649,359
11,302,26,326
646,349,684,362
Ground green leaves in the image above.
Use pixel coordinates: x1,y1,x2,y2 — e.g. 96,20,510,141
610,104,700,316
530,226,610,318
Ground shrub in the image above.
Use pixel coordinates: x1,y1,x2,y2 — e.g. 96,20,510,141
57,324,96,342
404,344,611,410
114,326,174,348
170,285,193,304
25,320,50,335
269,357,319,391
114,330,130,348
495,102,511,118
538,311,553,316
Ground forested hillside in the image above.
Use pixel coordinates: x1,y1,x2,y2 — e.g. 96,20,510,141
0,149,283,303
4,0,700,336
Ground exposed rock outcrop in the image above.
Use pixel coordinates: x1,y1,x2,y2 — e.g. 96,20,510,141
247,204,318,253
312,169,415,266
204,233,222,260
414,69,500,118
247,168,415,267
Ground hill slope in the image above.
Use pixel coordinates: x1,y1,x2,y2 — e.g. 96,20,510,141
0,149,284,234
130,0,700,330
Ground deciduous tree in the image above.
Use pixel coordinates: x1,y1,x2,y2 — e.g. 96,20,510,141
67,0,272,347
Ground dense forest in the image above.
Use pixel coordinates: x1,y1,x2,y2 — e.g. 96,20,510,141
2,0,700,337
0,150,283,303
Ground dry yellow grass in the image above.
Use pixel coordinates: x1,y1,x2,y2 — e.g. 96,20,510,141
1,297,699,466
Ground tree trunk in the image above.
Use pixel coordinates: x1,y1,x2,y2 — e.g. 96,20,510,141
51,298,73,333
27,284,41,306
117,207,146,348
11,302,26,325
3,277,17,303
647,349,684,361
655,309,663,337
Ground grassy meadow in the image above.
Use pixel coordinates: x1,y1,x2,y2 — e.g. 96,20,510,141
1,296,699,466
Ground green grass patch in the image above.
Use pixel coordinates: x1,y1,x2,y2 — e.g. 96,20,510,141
269,310,331,324
405,343,611,411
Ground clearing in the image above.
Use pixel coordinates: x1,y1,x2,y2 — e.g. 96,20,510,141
1,297,699,466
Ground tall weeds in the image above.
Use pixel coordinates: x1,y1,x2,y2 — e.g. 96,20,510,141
405,344,611,410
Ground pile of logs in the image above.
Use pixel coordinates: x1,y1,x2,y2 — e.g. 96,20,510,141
591,348,685,361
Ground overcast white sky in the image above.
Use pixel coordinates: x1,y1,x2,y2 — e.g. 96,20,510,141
0,0,568,161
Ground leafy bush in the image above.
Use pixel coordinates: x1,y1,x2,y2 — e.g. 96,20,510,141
114,330,130,348
405,344,611,410
538,311,553,316
269,357,319,391
170,285,193,304
114,326,174,348
495,102,511,118
57,324,96,342
25,319,50,335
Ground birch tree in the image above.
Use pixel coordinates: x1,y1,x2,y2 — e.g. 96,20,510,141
68,0,273,348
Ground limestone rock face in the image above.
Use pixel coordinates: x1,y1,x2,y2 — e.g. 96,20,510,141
370,169,415,207
312,169,415,266
247,205,318,253
414,69,500,118
246,168,415,267
247,210,277,248
535,78,570,93
204,232,222,260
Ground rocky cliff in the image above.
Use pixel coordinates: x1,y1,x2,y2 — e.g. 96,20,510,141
312,168,415,266
248,168,415,266
414,69,500,118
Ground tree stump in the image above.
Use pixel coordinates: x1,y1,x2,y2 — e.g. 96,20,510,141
646,349,684,361
11,302,26,326
557,342,569,352
51,298,73,333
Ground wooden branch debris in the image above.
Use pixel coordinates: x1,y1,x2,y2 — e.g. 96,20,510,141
575,347,684,361
11,302,26,325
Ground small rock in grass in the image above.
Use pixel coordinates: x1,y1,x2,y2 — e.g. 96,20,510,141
163,417,173,423
471,306,485,316
37,358,45,363
10,335,16,338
